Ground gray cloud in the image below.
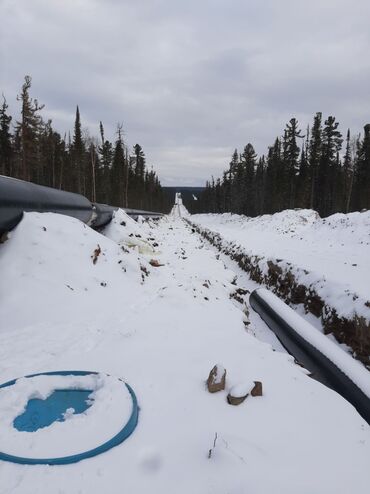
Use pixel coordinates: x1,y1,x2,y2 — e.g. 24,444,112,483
1,0,369,185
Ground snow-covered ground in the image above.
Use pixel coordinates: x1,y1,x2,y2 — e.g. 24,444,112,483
192,210,370,323
0,210,369,493
170,192,189,217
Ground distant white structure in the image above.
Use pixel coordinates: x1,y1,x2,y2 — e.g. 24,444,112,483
170,192,190,217
175,192,182,205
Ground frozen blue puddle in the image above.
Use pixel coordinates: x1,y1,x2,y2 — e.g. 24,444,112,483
13,389,93,432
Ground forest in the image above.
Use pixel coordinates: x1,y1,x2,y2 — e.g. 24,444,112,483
0,76,169,212
195,114,370,217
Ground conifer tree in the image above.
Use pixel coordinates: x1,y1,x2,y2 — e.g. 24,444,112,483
296,144,310,208
354,124,370,210
71,106,85,194
318,116,343,215
308,112,322,210
0,96,13,176
15,75,44,181
241,143,257,215
342,129,354,213
282,118,304,208
98,121,113,203
110,124,125,207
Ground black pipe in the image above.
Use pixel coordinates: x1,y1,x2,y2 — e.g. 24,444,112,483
123,208,163,219
250,288,370,425
0,175,93,234
0,176,164,235
92,203,118,229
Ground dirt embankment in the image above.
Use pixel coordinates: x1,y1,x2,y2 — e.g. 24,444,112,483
188,220,370,369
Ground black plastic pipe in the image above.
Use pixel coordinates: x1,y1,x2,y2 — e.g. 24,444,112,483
0,176,163,234
0,176,93,234
250,288,370,425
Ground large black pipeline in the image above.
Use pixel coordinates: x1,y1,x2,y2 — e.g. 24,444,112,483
0,175,163,234
250,288,370,425
0,176,93,233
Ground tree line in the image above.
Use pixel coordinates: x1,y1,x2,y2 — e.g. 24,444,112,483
195,113,370,217
0,76,169,212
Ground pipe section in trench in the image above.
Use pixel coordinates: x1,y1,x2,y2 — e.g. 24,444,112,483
250,288,370,425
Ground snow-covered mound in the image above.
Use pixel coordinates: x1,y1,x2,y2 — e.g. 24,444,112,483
192,209,370,305
0,211,148,330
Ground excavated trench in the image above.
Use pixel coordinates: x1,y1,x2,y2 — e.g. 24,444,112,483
186,219,370,370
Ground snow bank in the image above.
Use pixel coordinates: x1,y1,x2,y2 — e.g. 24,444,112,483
191,210,370,365
192,209,370,299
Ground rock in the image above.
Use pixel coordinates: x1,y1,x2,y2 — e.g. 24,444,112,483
207,364,226,393
149,259,164,267
227,393,248,406
251,381,263,397
227,382,254,405
227,381,263,405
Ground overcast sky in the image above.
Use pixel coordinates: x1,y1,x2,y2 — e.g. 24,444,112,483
1,0,369,186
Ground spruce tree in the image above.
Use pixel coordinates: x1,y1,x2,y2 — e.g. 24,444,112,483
98,121,113,203
265,138,282,213
0,96,13,176
354,124,370,210
241,143,257,215
343,129,354,213
318,116,343,216
15,75,45,182
308,112,322,210
110,125,125,207
71,105,85,194
282,118,303,208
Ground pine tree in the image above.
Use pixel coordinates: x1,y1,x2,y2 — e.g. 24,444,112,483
133,143,145,208
296,144,310,208
71,106,85,194
265,138,282,213
111,124,125,207
342,129,354,213
97,121,113,203
15,75,45,182
282,118,304,208
354,124,370,210
318,116,343,216
241,143,257,215
0,96,13,176
255,156,265,215
308,112,322,210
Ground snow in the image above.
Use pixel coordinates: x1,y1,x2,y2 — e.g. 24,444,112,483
256,288,370,398
0,373,132,458
0,209,369,493
170,192,190,217
213,364,225,383
229,382,255,398
192,209,370,321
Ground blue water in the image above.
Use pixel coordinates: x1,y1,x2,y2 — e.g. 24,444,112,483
13,389,93,432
